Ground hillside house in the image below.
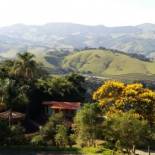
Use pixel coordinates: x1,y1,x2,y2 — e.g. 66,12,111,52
42,101,81,121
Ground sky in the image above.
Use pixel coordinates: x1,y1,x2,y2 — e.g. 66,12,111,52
0,0,155,27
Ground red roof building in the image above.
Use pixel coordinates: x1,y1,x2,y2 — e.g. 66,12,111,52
42,101,81,124
43,101,81,110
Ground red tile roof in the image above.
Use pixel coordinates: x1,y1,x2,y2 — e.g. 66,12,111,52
43,101,81,110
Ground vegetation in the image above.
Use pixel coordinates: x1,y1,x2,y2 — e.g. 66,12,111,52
93,81,155,125
62,49,155,76
74,104,102,147
103,111,149,154
0,51,155,154
2,48,155,80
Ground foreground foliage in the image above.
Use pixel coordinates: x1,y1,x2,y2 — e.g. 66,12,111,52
103,111,149,154
74,103,103,147
0,52,154,154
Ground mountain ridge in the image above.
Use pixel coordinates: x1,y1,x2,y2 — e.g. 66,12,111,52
1,23,155,58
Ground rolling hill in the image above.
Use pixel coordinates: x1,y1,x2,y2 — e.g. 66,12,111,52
1,47,155,80
61,49,155,76
25,49,155,80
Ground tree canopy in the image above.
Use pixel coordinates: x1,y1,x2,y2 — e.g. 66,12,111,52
93,80,155,125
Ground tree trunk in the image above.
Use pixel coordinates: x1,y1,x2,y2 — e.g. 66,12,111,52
132,145,136,155
8,109,12,127
148,145,150,155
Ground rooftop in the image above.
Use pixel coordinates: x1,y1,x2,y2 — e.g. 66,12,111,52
0,111,25,121
43,101,81,110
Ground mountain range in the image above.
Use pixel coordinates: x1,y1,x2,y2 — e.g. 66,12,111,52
1,23,155,58
0,23,155,80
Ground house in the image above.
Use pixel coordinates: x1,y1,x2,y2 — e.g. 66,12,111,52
42,101,81,121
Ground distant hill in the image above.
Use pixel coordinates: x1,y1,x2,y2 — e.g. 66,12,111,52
1,23,155,58
61,49,155,76
25,49,155,79
1,47,155,80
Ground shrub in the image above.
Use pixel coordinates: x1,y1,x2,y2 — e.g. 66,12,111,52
9,124,25,145
55,125,68,147
103,111,149,154
74,103,102,147
31,135,45,146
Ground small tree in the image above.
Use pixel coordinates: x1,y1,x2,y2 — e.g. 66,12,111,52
55,124,68,147
39,112,65,145
31,135,45,146
74,103,102,147
103,111,149,154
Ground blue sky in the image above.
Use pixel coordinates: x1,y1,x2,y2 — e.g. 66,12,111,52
0,0,155,27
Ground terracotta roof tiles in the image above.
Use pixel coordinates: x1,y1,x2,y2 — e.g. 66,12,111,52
43,101,81,110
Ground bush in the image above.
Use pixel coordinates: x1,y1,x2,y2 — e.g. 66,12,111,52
55,125,68,147
103,111,149,154
31,135,45,146
9,124,25,145
68,134,76,147
39,112,65,145
81,147,118,155
74,103,102,147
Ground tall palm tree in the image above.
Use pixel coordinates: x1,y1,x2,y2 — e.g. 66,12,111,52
12,52,38,79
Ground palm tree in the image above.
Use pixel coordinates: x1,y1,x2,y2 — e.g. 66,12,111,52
12,52,38,79
0,78,9,110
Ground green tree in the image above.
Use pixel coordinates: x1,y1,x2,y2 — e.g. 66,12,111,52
0,60,14,78
66,73,86,101
93,81,155,125
12,52,42,80
55,124,68,147
39,112,65,145
103,111,149,154
0,79,9,106
74,103,102,147
35,74,86,105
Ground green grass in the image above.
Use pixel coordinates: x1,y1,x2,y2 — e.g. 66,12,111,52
62,49,155,76
81,146,113,155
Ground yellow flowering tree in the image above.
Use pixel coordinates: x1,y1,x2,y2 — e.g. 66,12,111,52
93,80,155,125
